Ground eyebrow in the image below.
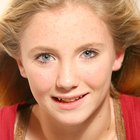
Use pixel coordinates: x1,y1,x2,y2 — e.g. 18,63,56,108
28,42,104,56
28,46,57,57
75,42,104,52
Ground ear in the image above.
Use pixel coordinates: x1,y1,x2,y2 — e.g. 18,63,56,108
16,58,27,78
112,50,125,71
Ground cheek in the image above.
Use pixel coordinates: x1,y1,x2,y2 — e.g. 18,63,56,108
26,68,56,96
80,62,113,89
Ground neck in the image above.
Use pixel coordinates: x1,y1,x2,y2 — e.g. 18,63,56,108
28,96,116,140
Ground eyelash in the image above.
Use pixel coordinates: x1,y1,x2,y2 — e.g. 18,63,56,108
80,49,98,59
35,53,55,64
35,48,98,64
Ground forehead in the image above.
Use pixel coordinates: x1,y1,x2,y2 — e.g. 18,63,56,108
20,4,113,48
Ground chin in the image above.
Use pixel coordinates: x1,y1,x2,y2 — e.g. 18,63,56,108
53,111,90,126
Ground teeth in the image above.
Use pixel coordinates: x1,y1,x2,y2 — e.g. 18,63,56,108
61,98,78,102
58,98,62,101
57,95,83,103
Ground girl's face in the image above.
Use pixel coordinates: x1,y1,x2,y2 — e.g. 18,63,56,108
17,4,124,125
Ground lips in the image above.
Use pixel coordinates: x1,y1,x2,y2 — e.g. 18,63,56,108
52,93,88,103
52,93,89,110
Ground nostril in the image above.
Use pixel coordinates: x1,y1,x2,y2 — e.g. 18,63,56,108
56,78,79,91
56,86,77,93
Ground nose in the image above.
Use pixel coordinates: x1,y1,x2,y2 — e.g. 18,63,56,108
56,63,79,91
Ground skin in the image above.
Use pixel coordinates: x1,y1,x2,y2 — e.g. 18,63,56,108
17,3,124,140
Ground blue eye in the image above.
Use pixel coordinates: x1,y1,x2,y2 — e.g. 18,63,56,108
36,53,55,63
81,49,98,59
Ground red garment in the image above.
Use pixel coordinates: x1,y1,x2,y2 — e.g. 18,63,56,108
120,94,140,140
0,104,18,140
0,95,140,140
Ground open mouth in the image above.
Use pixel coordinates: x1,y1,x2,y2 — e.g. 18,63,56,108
52,94,88,103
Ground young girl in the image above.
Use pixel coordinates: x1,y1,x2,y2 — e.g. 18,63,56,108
0,0,140,140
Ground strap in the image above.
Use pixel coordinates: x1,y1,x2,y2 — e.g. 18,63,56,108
113,98,126,140
14,104,32,140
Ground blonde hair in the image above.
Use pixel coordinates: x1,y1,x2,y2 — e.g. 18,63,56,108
0,0,140,105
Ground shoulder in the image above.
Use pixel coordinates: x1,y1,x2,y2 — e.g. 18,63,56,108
119,94,140,140
0,102,31,118
120,94,140,111
120,94,140,123
0,104,19,140
120,93,140,102
0,104,18,118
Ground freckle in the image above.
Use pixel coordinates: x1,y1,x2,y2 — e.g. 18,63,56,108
107,126,110,130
